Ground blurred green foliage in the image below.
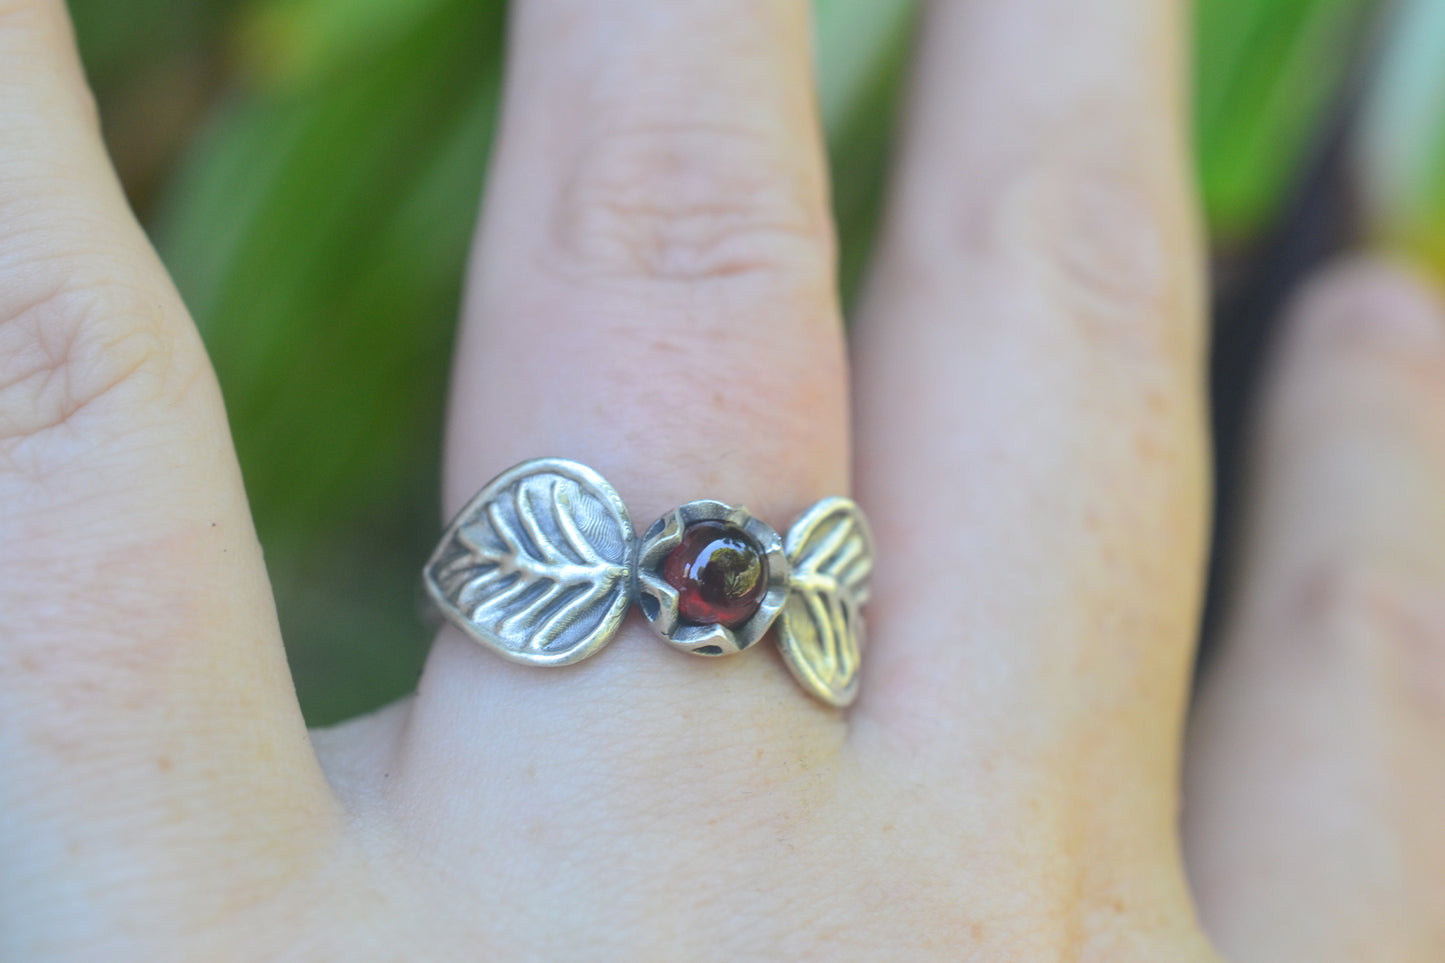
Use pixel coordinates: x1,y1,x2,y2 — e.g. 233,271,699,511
1194,0,1374,241
165,0,508,723
65,0,1441,724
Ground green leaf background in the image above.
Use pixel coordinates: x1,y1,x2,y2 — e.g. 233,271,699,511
65,0,1440,723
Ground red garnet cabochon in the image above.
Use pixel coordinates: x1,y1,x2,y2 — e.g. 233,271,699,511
662,520,769,629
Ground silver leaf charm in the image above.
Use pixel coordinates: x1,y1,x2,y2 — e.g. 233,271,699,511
424,459,635,666
776,497,874,707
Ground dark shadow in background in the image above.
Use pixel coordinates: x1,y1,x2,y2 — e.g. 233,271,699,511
1200,37,1380,663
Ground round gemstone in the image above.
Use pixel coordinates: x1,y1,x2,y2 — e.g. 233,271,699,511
662,520,768,628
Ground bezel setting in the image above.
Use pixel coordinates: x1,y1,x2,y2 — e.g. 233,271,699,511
635,500,790,656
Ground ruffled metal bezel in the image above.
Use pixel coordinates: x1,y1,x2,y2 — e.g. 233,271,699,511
634,500,790,657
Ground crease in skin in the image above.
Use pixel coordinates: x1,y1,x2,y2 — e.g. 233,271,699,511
545,120,834,286
0,222,205,474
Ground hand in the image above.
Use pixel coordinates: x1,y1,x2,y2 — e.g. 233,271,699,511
3,1,1442,959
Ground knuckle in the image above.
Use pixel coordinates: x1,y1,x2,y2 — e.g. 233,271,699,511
1287,257,1445,374
547,121,833,288
1271,258,1445,436
1002,164,1192,360
0,264,178,454
1290,561,1445,714
939,158,1198,367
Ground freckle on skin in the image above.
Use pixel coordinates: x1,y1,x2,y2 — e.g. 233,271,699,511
1133,429,1162,462
156,755,173,772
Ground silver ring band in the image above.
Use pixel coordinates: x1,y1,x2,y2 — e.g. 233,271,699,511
423,458,873,706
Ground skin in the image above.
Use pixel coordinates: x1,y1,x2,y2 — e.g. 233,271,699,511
0,0,1441,958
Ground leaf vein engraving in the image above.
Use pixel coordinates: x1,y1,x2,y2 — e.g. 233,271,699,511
803,588,839,675
436,471,632,655
798,515,854,572
478,497,614,585
532,583,610,651
499,582,565,634
827,537,865,582
553,480,600,564
516,482,563,565
472,575,535,621
828,591,853,676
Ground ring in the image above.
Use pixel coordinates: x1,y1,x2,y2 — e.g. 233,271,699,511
423,458,874,706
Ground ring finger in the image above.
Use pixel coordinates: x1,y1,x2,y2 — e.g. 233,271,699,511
394,0,850,832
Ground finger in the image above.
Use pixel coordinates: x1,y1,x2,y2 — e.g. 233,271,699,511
402,0,847,778
1185,260,1445,960
848,0,1207,927
854,0,1205,802
0,1,332,943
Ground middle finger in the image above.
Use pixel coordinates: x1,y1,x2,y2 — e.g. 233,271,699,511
852,0,1208,905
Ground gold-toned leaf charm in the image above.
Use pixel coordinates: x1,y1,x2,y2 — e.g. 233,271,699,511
776,497,874,707
424,459,635,666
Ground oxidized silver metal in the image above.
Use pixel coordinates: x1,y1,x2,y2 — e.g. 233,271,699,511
424,457,874,705
774,497,874,707
634,500,789,657
424,459,635,666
